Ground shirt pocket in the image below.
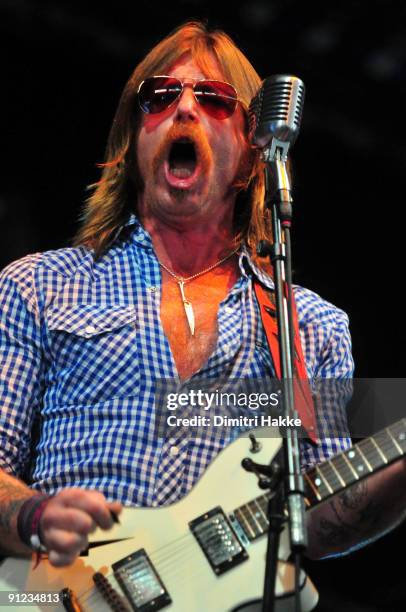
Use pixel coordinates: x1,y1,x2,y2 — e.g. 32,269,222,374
45,304,139,406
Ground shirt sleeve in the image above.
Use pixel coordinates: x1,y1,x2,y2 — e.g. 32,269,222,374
300,304,354,470
0,258,44,478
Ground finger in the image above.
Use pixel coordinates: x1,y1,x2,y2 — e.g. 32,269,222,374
108,501,123,523
43,527,88,556
55,489,116,530
41,506,97,536
109,501,123,515
48,549,79,568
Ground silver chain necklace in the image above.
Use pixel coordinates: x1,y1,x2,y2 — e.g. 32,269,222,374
158,247,239,336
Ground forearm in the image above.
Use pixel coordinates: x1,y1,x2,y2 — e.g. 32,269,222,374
0,468,37,557
306,457,406,559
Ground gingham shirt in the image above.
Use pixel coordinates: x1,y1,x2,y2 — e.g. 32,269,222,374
0,217,354,506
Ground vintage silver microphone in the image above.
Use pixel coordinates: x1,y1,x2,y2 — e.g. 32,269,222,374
249,75,306,222
248,74,305,161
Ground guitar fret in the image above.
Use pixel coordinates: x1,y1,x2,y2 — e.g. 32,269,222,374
387,428,403,454
355,444,373,471
252,499,269,532
232,494,271,541
317,461,342,493
304,472,322,503
373,429,401,462
234,507,254,539
340,452,359,480
315,464,333,495
333,452,358,484
389,420,406,453
253,498,267,521
246,501,265,535
327,459,346,488
235,507,257,540
256,495,270,515
303,465,333,502
370,437,388,464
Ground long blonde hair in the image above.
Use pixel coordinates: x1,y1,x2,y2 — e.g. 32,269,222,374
74,21,270,257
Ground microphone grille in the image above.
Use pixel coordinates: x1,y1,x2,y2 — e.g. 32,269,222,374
249,75,305,149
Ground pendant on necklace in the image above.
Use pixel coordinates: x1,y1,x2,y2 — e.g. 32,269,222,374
178,280,195,336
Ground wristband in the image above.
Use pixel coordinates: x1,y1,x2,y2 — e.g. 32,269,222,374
17,494,52,553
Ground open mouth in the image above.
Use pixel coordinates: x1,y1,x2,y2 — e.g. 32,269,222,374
168,139,197,178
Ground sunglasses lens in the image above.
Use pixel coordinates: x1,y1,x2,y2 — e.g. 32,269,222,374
138,77,238,119
138,77,182,114
194,80,238,119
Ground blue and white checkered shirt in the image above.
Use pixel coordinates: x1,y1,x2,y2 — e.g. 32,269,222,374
0,217,354,506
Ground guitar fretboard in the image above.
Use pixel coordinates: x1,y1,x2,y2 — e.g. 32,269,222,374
232,418,406,541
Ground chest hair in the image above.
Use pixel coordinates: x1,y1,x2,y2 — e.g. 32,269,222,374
160,264,239,380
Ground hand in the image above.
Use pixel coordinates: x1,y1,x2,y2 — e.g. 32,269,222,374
39,488,122,567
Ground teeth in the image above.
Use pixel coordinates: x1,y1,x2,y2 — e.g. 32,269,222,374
170,167,193,178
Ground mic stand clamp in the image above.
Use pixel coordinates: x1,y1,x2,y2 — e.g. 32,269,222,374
241,457,283,491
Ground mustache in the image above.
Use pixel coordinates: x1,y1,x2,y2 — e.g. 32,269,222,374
152,122,212,178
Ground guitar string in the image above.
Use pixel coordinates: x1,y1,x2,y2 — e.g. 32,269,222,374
79,510,270,607
78,537,213,608
84,549,294,608
80,558,236,611
82,553,297,607
75,534,203,608
80,497,277,606
80,551,251,611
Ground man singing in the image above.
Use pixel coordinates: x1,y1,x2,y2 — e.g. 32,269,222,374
0,21,405,572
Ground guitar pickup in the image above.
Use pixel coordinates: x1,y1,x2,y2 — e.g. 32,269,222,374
189,506,248,576
112,549,171,611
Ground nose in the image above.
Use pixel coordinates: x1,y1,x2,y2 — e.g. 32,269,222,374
175,84,199,122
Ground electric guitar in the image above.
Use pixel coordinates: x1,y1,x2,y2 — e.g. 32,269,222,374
0,419,405,612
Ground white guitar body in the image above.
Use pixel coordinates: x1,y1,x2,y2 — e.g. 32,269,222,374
0,429,318,612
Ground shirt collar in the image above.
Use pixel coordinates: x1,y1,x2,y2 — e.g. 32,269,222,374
239,244,275,290
122,215,275,289
125,214,154,248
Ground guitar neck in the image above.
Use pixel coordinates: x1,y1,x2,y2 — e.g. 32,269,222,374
231,418,406,540
304,417,406,507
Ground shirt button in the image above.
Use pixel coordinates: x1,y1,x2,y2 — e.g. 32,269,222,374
224,306,234,314
85,325,96,334
147,286,157,292
169,446,179,456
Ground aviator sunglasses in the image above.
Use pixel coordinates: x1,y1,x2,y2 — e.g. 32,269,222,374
137,76,239,120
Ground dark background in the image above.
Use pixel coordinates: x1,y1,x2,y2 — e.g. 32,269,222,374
1,1,405,609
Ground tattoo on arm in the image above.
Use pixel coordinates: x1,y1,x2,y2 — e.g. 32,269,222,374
315,480,384,549
315,497,358,548
0,474,33,554
0,481,27,529
339,479,367,510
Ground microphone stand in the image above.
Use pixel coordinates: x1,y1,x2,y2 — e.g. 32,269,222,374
259,145,308,612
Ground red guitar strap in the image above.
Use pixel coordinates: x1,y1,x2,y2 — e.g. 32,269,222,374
253,280,318,444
